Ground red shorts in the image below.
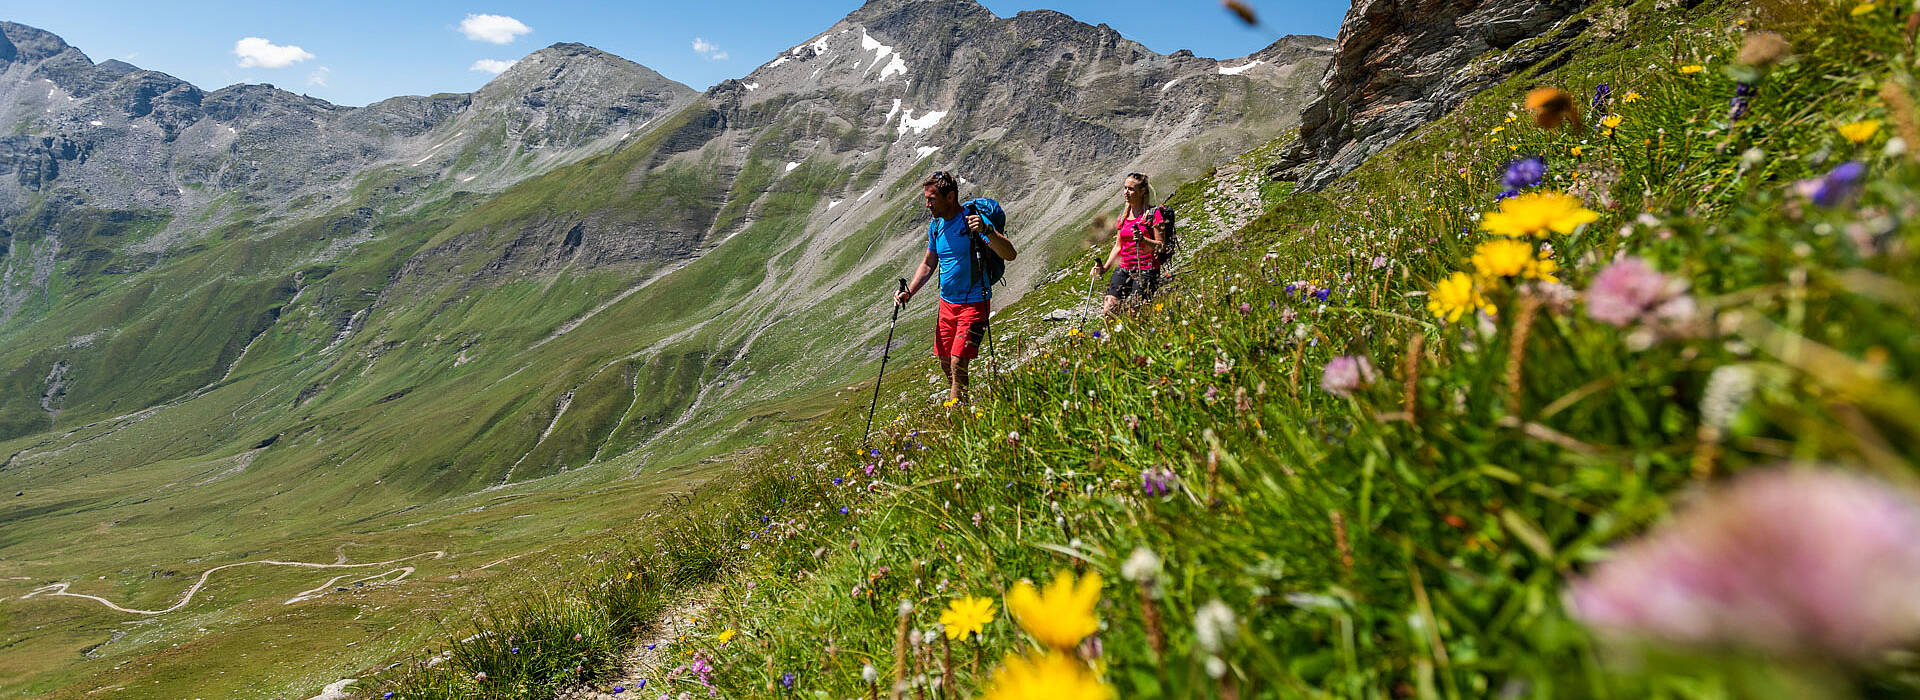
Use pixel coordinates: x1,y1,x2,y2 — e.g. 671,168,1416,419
936,300,990,360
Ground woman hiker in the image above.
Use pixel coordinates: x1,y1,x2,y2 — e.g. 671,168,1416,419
1090,172,1164,316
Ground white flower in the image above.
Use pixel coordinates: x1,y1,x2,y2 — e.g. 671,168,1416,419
1701,364,1758,431
862,663,879,684
1121,547,1162,582
1194,599,1237,653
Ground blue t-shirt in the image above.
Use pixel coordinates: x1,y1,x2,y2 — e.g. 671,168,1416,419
928,215,990,304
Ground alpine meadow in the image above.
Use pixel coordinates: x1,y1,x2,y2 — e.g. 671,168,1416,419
1,0,1918,699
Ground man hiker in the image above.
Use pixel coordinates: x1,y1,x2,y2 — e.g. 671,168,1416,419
894,171,1017,405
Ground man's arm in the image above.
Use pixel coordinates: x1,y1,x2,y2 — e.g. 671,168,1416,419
967,215,1018,261
897,250,939,306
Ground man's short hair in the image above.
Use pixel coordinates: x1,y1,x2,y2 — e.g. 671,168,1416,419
922,171,959,199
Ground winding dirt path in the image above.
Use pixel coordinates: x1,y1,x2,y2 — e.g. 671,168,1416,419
18,551,446,615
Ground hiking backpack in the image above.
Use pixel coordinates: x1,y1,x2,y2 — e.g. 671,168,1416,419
961,198,1007,287
1150,205,1179,267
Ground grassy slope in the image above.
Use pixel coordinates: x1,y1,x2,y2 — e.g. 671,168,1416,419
372,0,1920,698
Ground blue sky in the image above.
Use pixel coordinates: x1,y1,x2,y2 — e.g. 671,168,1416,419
2,1,1347,107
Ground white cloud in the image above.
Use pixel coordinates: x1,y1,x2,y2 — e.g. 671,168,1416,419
470,58,518,74
459,14,532,44
692,37,728,60
233,37,315,69
306,66,330,86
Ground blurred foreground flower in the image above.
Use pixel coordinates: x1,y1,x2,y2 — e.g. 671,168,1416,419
1007,571,1102,649
1319,355,1377,397
1525,87,1584,130
1795,161,1865,208
1503,156,1547,192
1428,272,1494,323
1737,31,1790,67
1569,468,1920,660
1585,256,1696,331
1481,191,1600,238
1838,119,1881,144
980,652,1113,700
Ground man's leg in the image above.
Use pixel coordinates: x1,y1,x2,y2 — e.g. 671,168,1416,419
939,355,955,401
950,356,970,403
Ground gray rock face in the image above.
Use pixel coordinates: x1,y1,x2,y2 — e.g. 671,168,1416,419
1268,0,1595,189
0,21,697,243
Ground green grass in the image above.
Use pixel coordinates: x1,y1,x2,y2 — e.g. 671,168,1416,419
368,1,1920,698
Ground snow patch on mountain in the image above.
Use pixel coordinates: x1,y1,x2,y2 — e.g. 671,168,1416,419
1218,60,1264,76
896,109,947,138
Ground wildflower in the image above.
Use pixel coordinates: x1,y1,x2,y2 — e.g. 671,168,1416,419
1222,0,1258,26
475,672,487,682
1319,355,1377,397
716,629,736,644
1470,239,1556,282
1569,468,1920,659
1737,31,1790,67
1569,145,1584,157
1591,83,1612,118
1066,328,1081,337
1480,191,1600,238
1007,571,1102,649
1622,91,1643,103
1120,547,1162,582
1585,257,1693,329
1728,82,1752,123
940,596,997,640
1502,156,1547,191
1794,161,1866,208
1678,64,1705,74
612,686,625,694
862,663,879,685
1427,272,1494,323
979,652,1113,700
1194,600,1238,653
1600,115,1623,131
1700,364,1757,431
1851,2,1878,15
1140,466,1175,497
1525,87,1583,130
1837,119,1882,144
781,672,796,689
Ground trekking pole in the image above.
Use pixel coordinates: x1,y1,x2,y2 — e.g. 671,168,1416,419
863,278,908,448
1080,266,1099,331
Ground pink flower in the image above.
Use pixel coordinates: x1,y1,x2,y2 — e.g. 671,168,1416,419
1319,355,1377,397
1568,468,1920,659
1585,257,1697,331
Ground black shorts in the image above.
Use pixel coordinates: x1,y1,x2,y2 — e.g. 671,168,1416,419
1105,267,1161,301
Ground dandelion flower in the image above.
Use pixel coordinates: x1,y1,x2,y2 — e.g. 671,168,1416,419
1678,64,1706,74
939,596,997,641
1525,87,1583,130
1470,239,1537,279
1852,2,1879,15
1569,468,1920,659
1480,191,1600,238
716,629,736,644
980,652,1113,700
1622,91,1643,103
1569,145,1584,157
1006,571,1102,649
1427,272,1494,323
1838,119,1882,144
1600,115,1623,130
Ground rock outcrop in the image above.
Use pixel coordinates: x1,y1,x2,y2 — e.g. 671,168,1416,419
1268,0,1596,189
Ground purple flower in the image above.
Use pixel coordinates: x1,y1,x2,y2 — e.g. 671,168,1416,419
613,686,626,694
1591,83,1612,118
1503,156,1547,191
1729,82,1753,123
510,647,519,654
1585,257,1692,328
637,679,647,690
1795,161,1866,208
1141,466,1175,497
781,672,796,689
1319,355,1377,397
1313,288,1332,302
832,477,843,485
1569,468,1920,659
839,506,849,515
1091,330,1102,338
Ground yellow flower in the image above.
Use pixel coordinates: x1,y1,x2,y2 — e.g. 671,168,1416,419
1427,272,1495,324
1852,2,1878,15
1470,239,1536,279
940,596,998,641
1480,191,1600,238
1067,328,1081,337
1491,126,1507,134
1838,119,1882,144
944,398,960,408
1153,303,1163,311
1601,115,1623,129
717,629,736,644
1623,91,1643,103
1006,571,1101,649
979,653,1113,700
1530,253,1561,283
1570,145,1584,157
1678,64,1705,74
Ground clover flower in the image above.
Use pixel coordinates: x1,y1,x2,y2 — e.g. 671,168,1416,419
1569,468,1920,660
1319,355,1377,397
1585,256,1696,333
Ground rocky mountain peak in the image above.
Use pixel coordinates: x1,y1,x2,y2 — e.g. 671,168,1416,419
0,21,79,65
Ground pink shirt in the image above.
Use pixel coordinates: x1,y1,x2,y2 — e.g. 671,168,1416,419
1117,208,1163,270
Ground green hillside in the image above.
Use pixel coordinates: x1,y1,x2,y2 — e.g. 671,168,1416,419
369,0,1920,698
